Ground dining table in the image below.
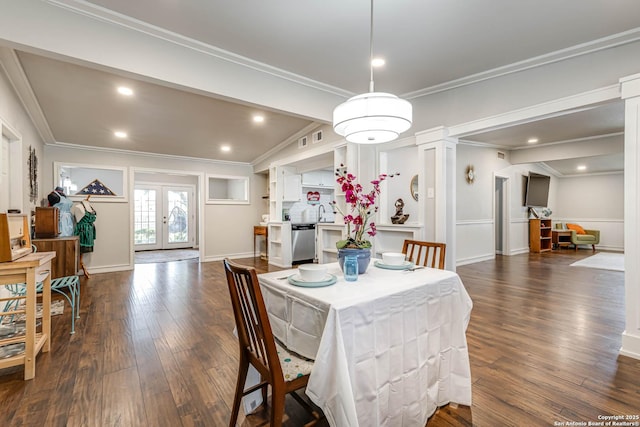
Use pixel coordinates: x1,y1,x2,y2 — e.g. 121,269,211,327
256,260,473,427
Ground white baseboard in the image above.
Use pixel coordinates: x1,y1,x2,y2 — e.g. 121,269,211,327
509,247,530,255
620,331,640,360
456,253,495,266
88,252,256,273
87,264,134,274
594,245,624,252
202,252,254,262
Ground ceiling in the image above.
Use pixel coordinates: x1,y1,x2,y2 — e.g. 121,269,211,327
3,0,640,171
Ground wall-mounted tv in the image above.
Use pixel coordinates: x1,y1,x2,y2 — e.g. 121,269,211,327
524,172,550,207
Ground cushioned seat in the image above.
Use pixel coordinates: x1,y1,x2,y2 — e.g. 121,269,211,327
223,258,322,427
566,223,600,251
570,229,600,251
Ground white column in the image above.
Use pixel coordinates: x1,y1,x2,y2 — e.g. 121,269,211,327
620,73,640,360
415,127,457,271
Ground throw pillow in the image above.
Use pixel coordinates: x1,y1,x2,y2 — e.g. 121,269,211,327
567,223,586,235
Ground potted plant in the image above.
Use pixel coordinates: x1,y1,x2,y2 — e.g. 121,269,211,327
331,165,397,274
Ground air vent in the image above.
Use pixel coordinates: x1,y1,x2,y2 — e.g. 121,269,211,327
298,136,308,148
497,151,505,159
312,130,323,143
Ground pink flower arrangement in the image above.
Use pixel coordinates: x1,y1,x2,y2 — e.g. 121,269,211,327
331,165,397,249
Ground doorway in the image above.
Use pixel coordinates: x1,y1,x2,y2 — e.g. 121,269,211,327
134,184,195,251
494,175,509,255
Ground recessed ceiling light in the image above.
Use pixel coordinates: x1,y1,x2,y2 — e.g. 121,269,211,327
220,145,231,152
371,58,385,67
117,86,133,96
577,165,587,171
253,115,265,123
114,131,128,138
527,138,539,144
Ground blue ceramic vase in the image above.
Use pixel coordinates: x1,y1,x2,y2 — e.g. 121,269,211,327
337,248,371,274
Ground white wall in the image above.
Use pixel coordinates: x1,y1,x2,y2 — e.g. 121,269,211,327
0,65,45,212
382,145,420,224
409,41,640,133
0,65,45,300
453,143,625,263
44,145,265,272
555,173,624,251
456,145,513,264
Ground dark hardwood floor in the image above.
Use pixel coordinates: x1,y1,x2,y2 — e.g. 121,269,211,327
1,250,638,426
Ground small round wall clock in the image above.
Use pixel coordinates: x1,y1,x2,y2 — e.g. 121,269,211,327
465,165,476,184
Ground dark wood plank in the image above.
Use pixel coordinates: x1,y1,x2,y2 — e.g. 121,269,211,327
101,366,147,426
1,251,638,427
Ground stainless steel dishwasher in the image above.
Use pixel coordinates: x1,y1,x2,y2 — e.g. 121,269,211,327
291,223,316,263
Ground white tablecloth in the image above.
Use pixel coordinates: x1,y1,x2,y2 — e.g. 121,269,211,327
258,261,473,427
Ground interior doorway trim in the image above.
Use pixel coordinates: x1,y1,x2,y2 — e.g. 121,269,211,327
493,173,510,256
130,167,205,268
446,84,620,139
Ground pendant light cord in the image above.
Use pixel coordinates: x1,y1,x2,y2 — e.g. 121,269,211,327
369,0,375,93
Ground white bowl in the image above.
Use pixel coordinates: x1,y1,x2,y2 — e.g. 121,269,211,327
298,264,327,282
382,252,406,266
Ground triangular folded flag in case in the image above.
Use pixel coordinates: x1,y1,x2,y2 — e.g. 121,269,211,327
76,179,116,196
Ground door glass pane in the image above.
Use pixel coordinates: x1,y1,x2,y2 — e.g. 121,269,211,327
134,189,157,245
167,190,188,244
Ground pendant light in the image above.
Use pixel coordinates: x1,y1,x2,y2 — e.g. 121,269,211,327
333,0,412,144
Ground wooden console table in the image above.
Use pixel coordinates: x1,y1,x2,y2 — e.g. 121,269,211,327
33,236,80,278
253,225,268,260
552,230,572,249
0,251,55,380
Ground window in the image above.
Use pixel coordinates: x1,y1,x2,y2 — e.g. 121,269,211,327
55,162,127,202
206,174,249,204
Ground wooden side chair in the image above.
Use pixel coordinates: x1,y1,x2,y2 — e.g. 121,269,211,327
223,259,322,427
402,239,446,270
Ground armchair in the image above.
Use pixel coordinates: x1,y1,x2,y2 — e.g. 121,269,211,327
566,224,600,251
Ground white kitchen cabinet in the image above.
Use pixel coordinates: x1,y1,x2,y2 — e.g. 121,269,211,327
268,222,292,268
316,223,345,264
321,170,336,187
268,167,278,221
302,170,335,188
283,174,301,201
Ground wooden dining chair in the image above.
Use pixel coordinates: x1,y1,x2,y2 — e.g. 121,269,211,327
223,259,322,427
402,239,446,269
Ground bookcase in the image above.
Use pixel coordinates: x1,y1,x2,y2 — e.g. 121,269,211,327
529,218,552,253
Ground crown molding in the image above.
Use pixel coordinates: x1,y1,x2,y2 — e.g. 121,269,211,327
46,0,352,99
0,47,56,143
448,85,621,139
45,1,640,105
251,122,323,167
47,141,253,167
404,28,640,99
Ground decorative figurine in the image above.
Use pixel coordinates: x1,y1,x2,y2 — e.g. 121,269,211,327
391,198,410,224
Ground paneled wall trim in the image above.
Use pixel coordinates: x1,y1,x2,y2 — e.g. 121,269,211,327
620,72,640,359
552,218,624,252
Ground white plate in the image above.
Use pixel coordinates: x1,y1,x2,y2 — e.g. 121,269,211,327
288,273,337,287
374,260,415,270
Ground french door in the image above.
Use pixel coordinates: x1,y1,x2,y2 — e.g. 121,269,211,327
134,184,195,251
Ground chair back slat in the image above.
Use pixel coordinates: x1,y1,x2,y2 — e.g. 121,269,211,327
224,259,281,377
402,239,446,269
